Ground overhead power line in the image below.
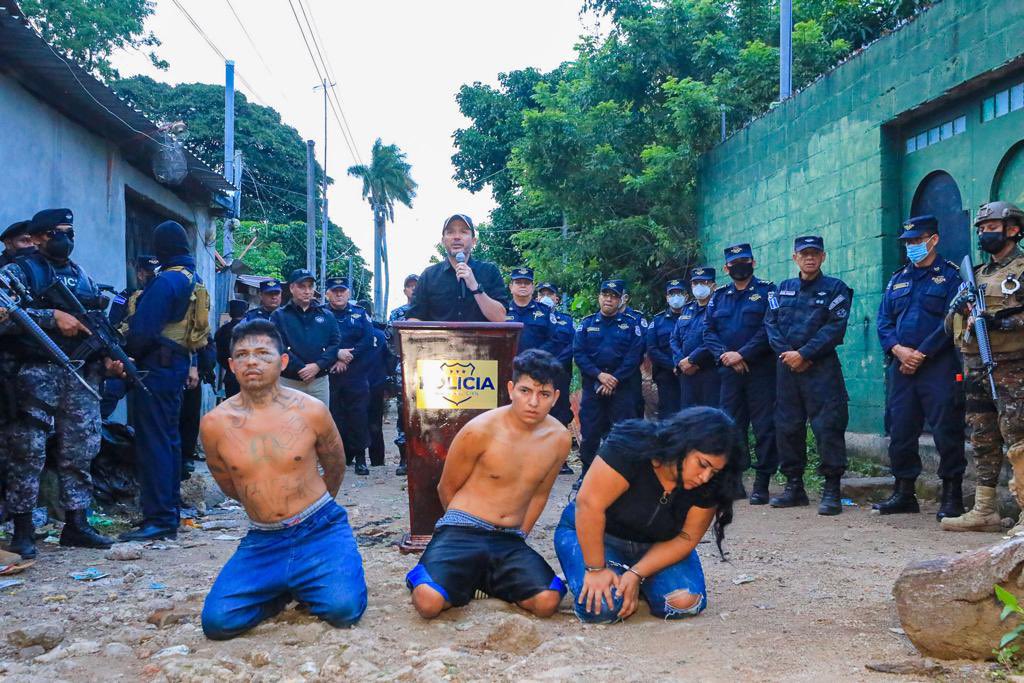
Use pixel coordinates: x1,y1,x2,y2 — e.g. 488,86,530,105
223,0,276,78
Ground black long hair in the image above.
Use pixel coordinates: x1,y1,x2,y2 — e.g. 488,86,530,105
599,407,742,558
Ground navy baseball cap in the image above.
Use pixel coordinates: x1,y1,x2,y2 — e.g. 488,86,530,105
29,208,73,234
259,278,282,293
442,213,475,234
724,243,753,263
228,299,249,318
510,266,534,282
135,254,160,272
287,268,315,285
404,273,419,286
600,279,625,295
665,278,686,293
536,281,558,293
325,276,350,290
690,266,716,282
1,220,31,241
899,215,938,240
794,235,824,252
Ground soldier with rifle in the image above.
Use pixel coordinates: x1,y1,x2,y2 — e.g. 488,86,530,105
1,209,125,559
943,201,1024,534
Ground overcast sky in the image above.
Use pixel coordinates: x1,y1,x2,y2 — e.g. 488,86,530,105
110,0,598,311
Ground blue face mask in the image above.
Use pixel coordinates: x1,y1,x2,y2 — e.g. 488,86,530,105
905,239,931,264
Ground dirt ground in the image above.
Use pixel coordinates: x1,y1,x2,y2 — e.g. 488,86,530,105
0,406,1005,682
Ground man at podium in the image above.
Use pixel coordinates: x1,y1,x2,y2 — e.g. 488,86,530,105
405,214,508,322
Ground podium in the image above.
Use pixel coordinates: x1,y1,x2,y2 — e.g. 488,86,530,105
392,321,522,553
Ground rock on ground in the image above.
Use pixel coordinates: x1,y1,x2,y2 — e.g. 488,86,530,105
477,614,541,654
104,543,143,561
7,624,65,651
894,535,1024,659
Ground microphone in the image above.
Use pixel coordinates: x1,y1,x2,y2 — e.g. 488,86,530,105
455,251,467,298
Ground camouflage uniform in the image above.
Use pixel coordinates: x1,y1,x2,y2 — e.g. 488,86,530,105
944,243,1024,531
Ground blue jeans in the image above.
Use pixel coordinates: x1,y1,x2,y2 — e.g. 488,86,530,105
202,500,367,640
553,502,707,623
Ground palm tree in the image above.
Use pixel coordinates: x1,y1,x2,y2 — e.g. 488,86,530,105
347,139,417,320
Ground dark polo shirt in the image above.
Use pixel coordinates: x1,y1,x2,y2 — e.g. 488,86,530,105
405,257,508,322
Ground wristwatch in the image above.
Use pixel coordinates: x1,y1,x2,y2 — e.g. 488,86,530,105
470,285,484,295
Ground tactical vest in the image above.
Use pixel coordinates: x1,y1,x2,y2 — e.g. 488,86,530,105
13,253,103,359
116,289,143,336
958,249,1024,356
159,266,210,351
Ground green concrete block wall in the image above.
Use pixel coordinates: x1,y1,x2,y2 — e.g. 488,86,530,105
697,0,1024,433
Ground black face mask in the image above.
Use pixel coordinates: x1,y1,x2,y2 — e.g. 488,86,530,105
43,232,74,260
728,262,754,281
13,246,36,258
979,230,1009,255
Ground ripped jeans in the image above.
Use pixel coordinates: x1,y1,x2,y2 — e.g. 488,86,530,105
554,502,707,623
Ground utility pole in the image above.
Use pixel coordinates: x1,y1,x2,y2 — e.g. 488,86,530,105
306,140,316,274
314,79,333,286
780,0,793,101
347,255,353,295
218,59,238,326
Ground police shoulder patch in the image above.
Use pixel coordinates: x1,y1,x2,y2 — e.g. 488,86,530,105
635,326,642,336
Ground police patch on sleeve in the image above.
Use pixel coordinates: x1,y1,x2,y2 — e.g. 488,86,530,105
635,326,642,336
768,291,779,310
828,294,846,311
836,308,848,318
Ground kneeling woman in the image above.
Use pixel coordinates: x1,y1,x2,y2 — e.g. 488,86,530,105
554,407,739,623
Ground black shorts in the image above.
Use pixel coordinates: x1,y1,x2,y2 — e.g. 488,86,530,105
405,525,564,608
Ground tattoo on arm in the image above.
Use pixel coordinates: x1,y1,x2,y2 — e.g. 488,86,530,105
315,419,345,497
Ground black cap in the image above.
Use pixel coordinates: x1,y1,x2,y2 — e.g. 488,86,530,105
442,213,475,234
899,215,938,240
259,279,282,293
404,273,419,286
690,267,716,282
287,268,316,285
1,220,31,242
135,254,160,272
325,276,350,290
510,266,534,282
29,208,73,234
228,299,249,318
794,235,825,252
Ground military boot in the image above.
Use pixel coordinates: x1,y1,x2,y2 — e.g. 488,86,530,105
60,509,114,549
769,478,809,508
395,442,407,476
818,477,842,516
354,451,370,476
749,473,771,505
872,478,920,515
940,485,1003,532
7,513,37,560
935,477,965,521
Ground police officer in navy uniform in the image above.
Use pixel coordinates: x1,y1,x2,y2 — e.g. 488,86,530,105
325,276,374,476
704,244,779,504
875,215,965,518
647,279,687,417
536,281,576,475
671,267,719,409
270,269,340,406
109,255,161,332
244,278,283,321
1,220,34,265
214,299,249,399
573,279,645,471
360,303,397,471
121,221,207,541
765,235,854,516
2,209,118,556
505,267,559,355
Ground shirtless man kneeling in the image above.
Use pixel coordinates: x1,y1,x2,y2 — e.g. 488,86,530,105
199,319,367,640
407,349,571,618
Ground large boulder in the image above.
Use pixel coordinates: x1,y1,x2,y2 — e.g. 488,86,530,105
894,536,1024,660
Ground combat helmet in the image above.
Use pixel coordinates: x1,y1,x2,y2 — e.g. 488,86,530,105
974,201,1024,231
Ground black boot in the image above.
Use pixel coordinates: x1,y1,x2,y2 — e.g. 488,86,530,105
395,443,407,476
354,453,370,476
769,478,809,508
818,477,842,516
936,476,965,521
119,523,177,542
749,473,771,505
8,513,37,559
871,478,919,515
60,509,114,549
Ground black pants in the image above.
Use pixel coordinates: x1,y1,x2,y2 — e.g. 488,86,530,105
653,369,681,418
775,354,848,479
550,367,573,426
885,352,966,480
329,375,369,467
366,384,387,466
679,366,720,409
579,375,639,469
179,383,202,463
719,362,778,476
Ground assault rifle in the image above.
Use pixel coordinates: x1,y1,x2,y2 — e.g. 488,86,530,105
0,270,101,401
959,253,999,400
41,278,151,396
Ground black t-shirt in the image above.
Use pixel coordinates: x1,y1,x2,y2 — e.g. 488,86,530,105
404,257,508,322
598,445,717,544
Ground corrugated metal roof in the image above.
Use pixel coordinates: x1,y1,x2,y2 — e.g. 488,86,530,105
0,0,234,201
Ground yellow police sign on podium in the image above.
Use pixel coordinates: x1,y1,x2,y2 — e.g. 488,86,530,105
415,360,499,409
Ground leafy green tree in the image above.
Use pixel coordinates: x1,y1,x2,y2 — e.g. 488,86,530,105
20,0,166,80
347,139,417,319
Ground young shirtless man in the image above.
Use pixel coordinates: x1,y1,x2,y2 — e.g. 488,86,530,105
198,319,367,640
407,349,571,618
